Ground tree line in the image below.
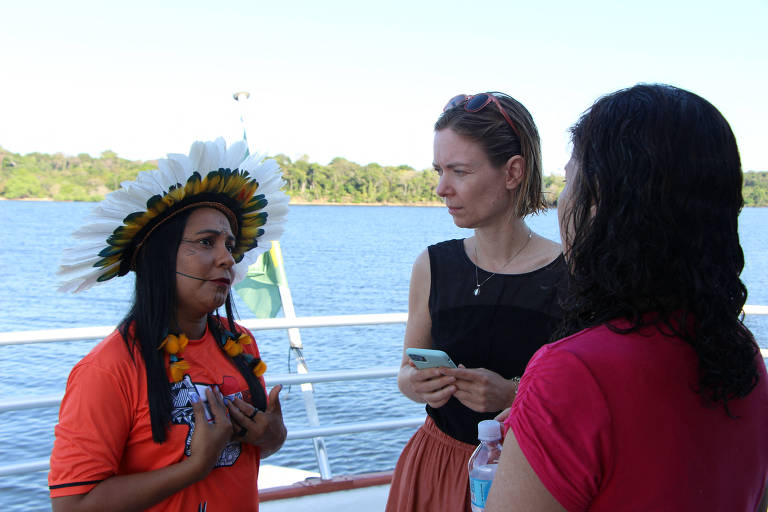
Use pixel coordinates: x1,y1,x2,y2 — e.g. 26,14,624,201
1,146,767,207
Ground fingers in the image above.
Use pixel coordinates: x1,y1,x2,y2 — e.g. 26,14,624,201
452,378,476,392
440,368,476,382
414,375,456,395
453,385,509,413
411,367,455,387
190,392,207,425
494,407,511,422
452,389,485,412
440,366,478,380
187,388,232,473
410,367,444,381
225,398,253,431
225,387,283,440
425,383,455,401
229,395,248,408
206,387,230,425
226,399,246,421
229,396,255,415
425,384,456,408
266,385,283,415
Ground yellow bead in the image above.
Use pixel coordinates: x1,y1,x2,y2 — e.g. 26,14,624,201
253,360,267,377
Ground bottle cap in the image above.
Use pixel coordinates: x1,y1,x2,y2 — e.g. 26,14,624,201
477,419,501,441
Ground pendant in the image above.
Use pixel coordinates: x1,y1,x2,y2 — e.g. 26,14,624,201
473,286,480,296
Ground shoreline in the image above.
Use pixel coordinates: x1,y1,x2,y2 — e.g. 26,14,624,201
0,197,55,202
2,197,766,209
0,196,446,207
288,198,444,207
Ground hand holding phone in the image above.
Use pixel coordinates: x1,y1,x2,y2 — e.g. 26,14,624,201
406,348,457,370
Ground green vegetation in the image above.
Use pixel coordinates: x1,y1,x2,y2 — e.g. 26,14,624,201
275,154,442,204
743,171,768,207
1,146,767,207
0,147,156,202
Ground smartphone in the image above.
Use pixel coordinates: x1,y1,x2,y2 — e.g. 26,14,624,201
406,348,457,369
194,384,215,422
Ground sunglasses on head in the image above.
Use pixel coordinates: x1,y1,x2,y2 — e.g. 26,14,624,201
443,93,521,138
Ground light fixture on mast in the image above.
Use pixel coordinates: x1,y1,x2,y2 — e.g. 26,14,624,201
233,91,250,102
233,91,251,146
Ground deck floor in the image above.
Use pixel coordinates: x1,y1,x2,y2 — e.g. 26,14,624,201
260,484,390,511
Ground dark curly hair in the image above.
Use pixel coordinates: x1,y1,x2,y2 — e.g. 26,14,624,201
559,83,759,410
435,92,546,217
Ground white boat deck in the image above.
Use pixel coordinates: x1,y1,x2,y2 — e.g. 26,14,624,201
258,464,390,510
258,464,320,489
260,484,390,511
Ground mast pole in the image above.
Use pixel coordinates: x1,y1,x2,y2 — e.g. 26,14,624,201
232,91,332,479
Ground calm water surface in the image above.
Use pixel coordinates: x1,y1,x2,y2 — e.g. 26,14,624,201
1,202,766,511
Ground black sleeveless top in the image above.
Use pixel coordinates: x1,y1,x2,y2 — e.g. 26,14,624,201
426,239,566,445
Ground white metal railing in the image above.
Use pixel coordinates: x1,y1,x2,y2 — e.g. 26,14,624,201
0,313,409,346
2,308,765,347
0,367,403,414
1,308,766,478
0,367,425,477
0,417,427,477
0,314,416,478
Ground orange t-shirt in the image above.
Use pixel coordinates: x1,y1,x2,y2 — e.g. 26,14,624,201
49,323,267,511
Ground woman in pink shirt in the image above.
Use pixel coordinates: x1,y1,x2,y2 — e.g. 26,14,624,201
486,84,768,512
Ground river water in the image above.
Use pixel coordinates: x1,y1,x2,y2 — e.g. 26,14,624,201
1,202,766,511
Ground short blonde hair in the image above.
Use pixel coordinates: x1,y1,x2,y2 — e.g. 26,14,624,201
436,92,545,217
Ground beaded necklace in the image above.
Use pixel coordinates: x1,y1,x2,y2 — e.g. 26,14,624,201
159,321,267,383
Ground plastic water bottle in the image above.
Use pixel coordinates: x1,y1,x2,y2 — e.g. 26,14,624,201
468,419,503,512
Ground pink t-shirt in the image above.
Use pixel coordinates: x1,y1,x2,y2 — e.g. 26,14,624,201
506,321,768,512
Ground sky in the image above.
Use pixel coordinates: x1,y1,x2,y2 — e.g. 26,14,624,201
2,0,767,174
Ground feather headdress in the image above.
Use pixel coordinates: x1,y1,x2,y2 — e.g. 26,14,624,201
58,138,288,292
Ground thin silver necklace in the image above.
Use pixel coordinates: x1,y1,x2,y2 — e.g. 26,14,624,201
473,228,532,296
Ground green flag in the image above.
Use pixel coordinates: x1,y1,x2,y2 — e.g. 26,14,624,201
234,242,286,319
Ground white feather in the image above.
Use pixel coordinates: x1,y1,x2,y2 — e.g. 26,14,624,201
60,242,113,260
59,138,288,293
224,140,248,170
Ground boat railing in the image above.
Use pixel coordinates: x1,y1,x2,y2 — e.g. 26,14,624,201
0,366,422,477
1,308,766,479
0,313,409,346
0,312,414,479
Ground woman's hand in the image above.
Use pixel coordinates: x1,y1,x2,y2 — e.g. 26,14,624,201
439,366,517,413
495,407,512,423
51,386,234,512
186,387,233,479
226,385,287,459
403,361,457,408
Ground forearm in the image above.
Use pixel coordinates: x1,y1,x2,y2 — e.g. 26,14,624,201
51,457,206,512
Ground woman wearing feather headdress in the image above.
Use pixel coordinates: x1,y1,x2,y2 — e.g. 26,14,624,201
49,138,289,511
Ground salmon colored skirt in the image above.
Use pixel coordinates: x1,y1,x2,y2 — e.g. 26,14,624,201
386,416,475,512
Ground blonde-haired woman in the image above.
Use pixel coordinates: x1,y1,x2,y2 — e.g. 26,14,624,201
386,93,565,511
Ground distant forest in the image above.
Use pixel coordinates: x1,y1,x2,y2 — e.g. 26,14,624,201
1,147,767,207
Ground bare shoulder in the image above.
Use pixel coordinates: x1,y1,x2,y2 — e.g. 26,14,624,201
411,248,431,281
404,248,433,356
528,233,562,269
